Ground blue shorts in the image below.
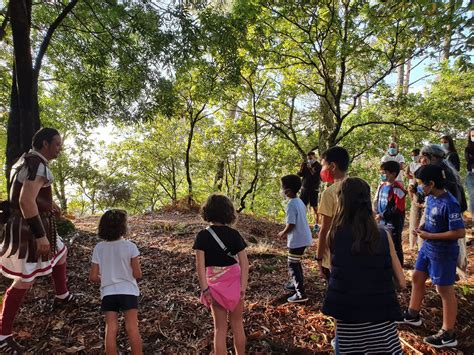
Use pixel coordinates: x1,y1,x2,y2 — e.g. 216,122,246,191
415,241,459,286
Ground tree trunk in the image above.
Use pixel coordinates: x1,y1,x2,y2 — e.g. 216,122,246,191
392,125,398,144
238,93,260,212
234,148,244,200
403,60,411,94
250,177,258,211
52,156,69,213
6,0,40,185
91,191,96,215
237,154,258,212
396,63,404,97
442,0,456,62
80,196,85,216
6,0,78,190
59,178,67,213
213,160,225,191
213,103,237,191
442,31,451,61
53,181,68,213
318,98,336,152
224,159,231,197
171,158,177,201
185,117,195,205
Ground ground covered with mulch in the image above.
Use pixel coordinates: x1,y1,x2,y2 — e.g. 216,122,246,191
1,209,473,354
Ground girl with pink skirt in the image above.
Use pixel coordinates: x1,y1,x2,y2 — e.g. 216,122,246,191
193,194,249,355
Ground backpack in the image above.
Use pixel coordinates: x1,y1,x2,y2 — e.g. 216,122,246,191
441,162,467,212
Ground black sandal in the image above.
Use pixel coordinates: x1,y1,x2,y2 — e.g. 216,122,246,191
51,293,78,311
0,336,24,354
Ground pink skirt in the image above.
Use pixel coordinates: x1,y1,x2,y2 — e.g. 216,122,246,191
200,263,241,311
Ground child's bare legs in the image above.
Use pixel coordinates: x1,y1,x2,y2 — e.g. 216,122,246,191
211,302,228,355
436,285,457,331
230,300,246,355
409,270,428,311
124,309,142,355
104,312,119,355
312,208,318,225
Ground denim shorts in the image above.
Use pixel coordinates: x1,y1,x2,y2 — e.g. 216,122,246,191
415,241,459,286
101,294,139,312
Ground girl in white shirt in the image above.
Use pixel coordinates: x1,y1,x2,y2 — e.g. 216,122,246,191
90,209,143,355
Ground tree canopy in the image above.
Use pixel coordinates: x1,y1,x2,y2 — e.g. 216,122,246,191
0,0,472,217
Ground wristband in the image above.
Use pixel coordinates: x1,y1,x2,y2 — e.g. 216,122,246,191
315,257,323,261
202,287,209,293
25,215,46,239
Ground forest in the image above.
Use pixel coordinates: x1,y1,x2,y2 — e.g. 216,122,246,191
0,0,473,354
0,0,472,217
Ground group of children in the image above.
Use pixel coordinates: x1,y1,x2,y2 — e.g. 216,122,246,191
88,144,466,354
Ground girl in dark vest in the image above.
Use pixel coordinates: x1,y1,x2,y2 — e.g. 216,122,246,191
322,177,405,354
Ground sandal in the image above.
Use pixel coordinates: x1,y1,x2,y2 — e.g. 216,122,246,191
51,293,78,311
0,336,24,354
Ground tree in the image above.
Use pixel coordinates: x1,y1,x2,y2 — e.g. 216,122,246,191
117,119,187,211
5,0,78,184
233,0,471,152
162,44,237,204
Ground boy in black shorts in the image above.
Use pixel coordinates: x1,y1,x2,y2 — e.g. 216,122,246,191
298,151,322,229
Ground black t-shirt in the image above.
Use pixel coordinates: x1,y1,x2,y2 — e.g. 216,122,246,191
298,161,322,190
192,225,247,267
446,151,460,171
465,147,474,171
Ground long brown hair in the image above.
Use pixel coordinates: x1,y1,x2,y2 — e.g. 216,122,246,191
328,177,380,255
467,128,474,152
441,135,456,153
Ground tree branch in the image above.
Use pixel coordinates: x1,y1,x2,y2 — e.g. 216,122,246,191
408,74,434,89
238,73,261,212
0,4,10,42
336,120,437,144
34,0,78,77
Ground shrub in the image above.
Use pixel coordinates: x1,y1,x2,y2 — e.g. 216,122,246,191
56,217,76,237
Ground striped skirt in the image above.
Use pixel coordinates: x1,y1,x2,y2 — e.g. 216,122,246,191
335,320,402,354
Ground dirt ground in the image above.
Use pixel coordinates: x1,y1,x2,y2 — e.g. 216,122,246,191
1,209,473,354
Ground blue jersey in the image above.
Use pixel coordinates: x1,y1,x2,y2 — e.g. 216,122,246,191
423,191,464,244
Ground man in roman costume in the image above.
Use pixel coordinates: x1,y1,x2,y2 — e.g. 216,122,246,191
0,128,74,353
